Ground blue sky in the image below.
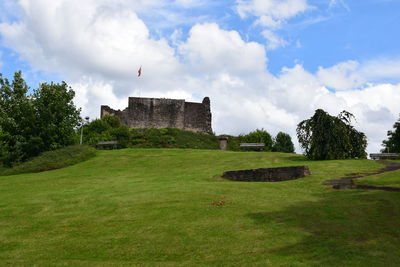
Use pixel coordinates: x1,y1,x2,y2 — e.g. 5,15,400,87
0,0,399,153
2,0,400,86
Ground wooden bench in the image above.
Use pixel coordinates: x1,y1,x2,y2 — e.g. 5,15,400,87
95,141,119,150
369,153,399,160
240,143,265,151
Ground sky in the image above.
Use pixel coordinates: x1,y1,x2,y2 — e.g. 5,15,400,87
1,0,400,154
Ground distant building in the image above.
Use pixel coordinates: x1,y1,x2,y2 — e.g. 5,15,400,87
101,97,212,134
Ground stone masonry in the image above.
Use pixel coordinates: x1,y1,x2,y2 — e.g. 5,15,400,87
101,97,212,134
222,166,311,182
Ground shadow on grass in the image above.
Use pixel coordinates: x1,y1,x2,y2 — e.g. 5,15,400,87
248,189,400,266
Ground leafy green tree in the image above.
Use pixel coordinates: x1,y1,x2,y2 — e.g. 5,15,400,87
273,132,295,153
381,115,400,153
0,71,81,166
297,109,367,160
0,71,37,165
240,129,273,151
33,82,81,151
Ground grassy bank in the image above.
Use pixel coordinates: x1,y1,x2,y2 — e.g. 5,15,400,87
356,160,400,187
0,149,399,266
0,145,96,176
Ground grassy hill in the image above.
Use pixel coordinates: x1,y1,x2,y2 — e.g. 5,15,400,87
0,145,96,176
0,149,399,266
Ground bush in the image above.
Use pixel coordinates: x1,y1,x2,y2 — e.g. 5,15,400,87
82,115,130,148
109,126,130,148
239,129,273,151
131,128,218,149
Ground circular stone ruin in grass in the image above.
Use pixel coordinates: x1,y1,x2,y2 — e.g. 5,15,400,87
222,166,310,182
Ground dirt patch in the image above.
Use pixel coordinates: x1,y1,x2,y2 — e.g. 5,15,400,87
323,160,400,191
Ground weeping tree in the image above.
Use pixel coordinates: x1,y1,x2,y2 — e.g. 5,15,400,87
297,109,367,160
381,114,400,153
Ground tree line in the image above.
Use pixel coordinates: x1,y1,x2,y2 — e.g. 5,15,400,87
1,71,399,166
238,129,295,153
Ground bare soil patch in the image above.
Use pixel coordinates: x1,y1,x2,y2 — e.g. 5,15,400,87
323,160,400,191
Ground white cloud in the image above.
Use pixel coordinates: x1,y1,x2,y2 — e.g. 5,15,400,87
329,0,350,12
236,0,311,20
337,83,400,152
256,15,283,29
173,0,210,8
360,58,400,81
262,30,288,50
1,0,400,155
0,0,182,97
317,58,400,91
317,60,365,91
235,0,312,49
180,23,267,75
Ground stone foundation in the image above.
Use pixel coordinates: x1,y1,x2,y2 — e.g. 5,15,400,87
222,166,310,182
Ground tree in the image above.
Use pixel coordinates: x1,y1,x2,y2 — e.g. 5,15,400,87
381,115,400,153
0,71,37,165
33,82,81,151
240,129,273,151
273,132,295,153
0,71,81,166
297,109,367,160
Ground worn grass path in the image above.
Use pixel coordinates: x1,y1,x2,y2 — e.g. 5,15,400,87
1,149,399,266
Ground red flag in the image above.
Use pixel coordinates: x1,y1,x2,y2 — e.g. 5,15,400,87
138,66,142,77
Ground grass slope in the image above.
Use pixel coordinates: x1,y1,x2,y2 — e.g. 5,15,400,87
0,149,399,266
0,145,96,176
356,160,400,187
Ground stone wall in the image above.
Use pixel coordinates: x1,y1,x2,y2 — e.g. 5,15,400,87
101,97,212,134
222,166,310,182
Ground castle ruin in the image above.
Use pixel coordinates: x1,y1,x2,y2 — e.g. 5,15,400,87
101,97,212,134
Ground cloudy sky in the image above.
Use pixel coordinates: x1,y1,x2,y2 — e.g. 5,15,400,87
1,0,400,153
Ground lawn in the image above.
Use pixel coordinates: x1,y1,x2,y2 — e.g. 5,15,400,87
0,149,399,266
356,161,400,187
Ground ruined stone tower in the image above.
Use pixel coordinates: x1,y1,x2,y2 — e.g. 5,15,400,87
101,97,212,134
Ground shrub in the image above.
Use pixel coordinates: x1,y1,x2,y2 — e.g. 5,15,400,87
130,128,218,149
240,129,273,151
82,115,131,148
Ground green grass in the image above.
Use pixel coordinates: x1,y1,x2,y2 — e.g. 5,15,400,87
0,149,399,266
0,145,96,176
356,160,400,187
